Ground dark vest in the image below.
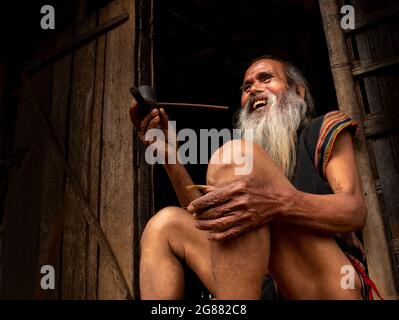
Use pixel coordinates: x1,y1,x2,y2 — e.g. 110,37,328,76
291,115,332,195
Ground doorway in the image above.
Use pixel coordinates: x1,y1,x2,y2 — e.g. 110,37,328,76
150,0,340,298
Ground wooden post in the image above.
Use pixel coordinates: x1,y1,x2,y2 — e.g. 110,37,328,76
97,0,136,299
319,0,398,299
133,0,155,298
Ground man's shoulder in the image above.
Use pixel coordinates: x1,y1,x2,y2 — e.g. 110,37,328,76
315,110,358,178
302,110,357,139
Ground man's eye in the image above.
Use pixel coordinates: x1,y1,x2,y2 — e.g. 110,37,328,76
241,84,251,92
259,73,272,82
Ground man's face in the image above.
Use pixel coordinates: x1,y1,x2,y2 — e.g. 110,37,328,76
240,59,289,111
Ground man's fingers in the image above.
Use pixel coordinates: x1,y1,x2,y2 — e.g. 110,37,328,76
208,221,256,241
187,183,239,214
187,188,232,214
159,108,169,129
195,198,245,220
148,115,160,130
208,226,244,241
195,214,242,232
142,116,161,144
140,109,159,135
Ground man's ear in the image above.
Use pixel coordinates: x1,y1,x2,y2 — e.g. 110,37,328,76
296,84,305,100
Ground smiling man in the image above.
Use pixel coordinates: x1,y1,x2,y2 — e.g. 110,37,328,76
130,56,380,300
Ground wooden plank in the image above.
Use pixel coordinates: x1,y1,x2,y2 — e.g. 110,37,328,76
352,56,399,76
344,2,399,34
393,238,399,254
0,65,52,298
135,0,154,298
26,12,129,76
98,0,135,299
85,15,106,300
37,30,73,299
354,32,384,114
0,64,9,231
348,0,392,17
377,67,399,115
0,225,4,290
61,14,97,299
370,137,399,240
364,112,399,137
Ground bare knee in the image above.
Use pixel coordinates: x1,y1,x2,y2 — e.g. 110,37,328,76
207,139,274,186
141,206,186,245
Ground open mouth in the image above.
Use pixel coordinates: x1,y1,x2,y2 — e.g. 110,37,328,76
252,99,268,110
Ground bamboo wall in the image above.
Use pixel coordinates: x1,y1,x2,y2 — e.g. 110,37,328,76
321,0,399,298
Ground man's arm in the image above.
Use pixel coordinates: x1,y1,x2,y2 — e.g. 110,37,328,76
163,162,202,208
129,101,201,208
189,131,367,240
279,131,367,233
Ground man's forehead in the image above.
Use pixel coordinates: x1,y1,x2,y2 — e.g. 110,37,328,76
244,59,286,79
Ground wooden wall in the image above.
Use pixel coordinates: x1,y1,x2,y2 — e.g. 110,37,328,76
345,0,399,297
0,0,137,299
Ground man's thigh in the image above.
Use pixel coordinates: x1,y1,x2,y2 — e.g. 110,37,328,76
164,207,270,298
163,207,214,290
269,222,362,299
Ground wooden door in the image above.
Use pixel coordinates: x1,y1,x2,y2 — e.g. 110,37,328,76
0,0,137,299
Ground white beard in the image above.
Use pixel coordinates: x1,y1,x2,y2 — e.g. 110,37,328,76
236,89,308,179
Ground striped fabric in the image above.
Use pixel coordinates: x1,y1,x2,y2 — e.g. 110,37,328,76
315,111,358,178
345,252,384,300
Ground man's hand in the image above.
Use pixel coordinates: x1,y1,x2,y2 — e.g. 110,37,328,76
129,99,177,160
129,99,169,144
187,176,291,241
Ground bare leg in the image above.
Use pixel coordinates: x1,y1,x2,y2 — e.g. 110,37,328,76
140,140,270,299
139,205,269,299
139,206,208,299
140,139,363,299
269,223,362,299
205,139,271,299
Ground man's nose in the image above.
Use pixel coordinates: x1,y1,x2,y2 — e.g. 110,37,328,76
249,82,265,94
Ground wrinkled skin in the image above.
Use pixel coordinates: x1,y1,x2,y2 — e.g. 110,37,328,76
188,176,290,241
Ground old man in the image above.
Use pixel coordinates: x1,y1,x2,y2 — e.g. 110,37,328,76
129,56,379,300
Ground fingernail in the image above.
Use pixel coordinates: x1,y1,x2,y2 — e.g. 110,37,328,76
187,205,194,212
151,109,158,115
